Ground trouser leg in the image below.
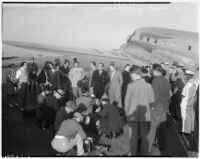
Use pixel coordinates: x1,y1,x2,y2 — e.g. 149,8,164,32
33,79,37,95
128,122,138,155
18,82,28,108
77,87,82,98
147,120,158,153
180,104,186,132
75,133,85,156
115,89,122,108
72,87,78,100
157,121,167,150
140,122,149,156
28,79,32,93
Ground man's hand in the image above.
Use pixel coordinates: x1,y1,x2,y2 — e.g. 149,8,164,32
95,107,101,112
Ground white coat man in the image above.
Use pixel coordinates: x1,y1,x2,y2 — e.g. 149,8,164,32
108,62,123,108
69,60,85,99
15,62,28,111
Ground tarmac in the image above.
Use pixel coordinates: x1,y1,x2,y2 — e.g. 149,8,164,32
1,84,198,157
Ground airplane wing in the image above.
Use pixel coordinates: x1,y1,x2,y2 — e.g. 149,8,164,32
2,40,129,60
2,56,19,60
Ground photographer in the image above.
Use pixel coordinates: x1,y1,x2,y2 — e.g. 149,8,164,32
95,94,123,139
54,101,78,133
51,112,87,156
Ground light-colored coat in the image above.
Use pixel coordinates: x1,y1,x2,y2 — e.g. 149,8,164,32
180,79,197,133
125,79,154,122
108,70,123,107
69,67,85,88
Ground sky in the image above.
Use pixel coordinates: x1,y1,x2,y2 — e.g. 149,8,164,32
2,3,199,50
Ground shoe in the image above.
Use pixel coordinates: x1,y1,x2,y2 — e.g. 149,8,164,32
9,104,14,107
81,152,88,156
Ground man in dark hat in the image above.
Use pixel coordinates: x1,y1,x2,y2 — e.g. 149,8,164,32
170,62,185,120
27,57,38,95
54,101,78,132
95,94,123,139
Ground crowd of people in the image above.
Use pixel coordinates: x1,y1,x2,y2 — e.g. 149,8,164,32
5,56,199,156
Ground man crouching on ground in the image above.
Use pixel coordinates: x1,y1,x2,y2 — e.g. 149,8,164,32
51,112,87,156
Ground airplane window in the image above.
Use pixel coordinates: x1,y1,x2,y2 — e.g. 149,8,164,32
171,42,176,47
188,45,192,51
162,41,166,46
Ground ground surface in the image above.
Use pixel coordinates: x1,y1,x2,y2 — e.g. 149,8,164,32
1,83,198,157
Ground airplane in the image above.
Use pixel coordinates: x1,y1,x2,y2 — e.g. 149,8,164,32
123,27,199,71
2,27,199,71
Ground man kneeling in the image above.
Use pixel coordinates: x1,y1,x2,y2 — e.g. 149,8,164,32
51,112,87,156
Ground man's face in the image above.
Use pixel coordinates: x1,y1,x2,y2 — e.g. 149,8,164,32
74,62,79,68
130,72,137,81
30,59,34,63
164,65,169,70
98,64,103,71
49,63,54,69
24,63,27,69
152,70,157,77
125,66,130,72
109,65,115,72
65,62,70,67
90,63,94,68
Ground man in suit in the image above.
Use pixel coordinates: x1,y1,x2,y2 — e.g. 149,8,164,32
125,65,154,156
27,57,38,95
108,62,123,108
90,63,109,99
122,64,131,108
48,62,62,90
147,64,171,153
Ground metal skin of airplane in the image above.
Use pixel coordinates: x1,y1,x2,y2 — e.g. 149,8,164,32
123,27,199,71
2,27,199,71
